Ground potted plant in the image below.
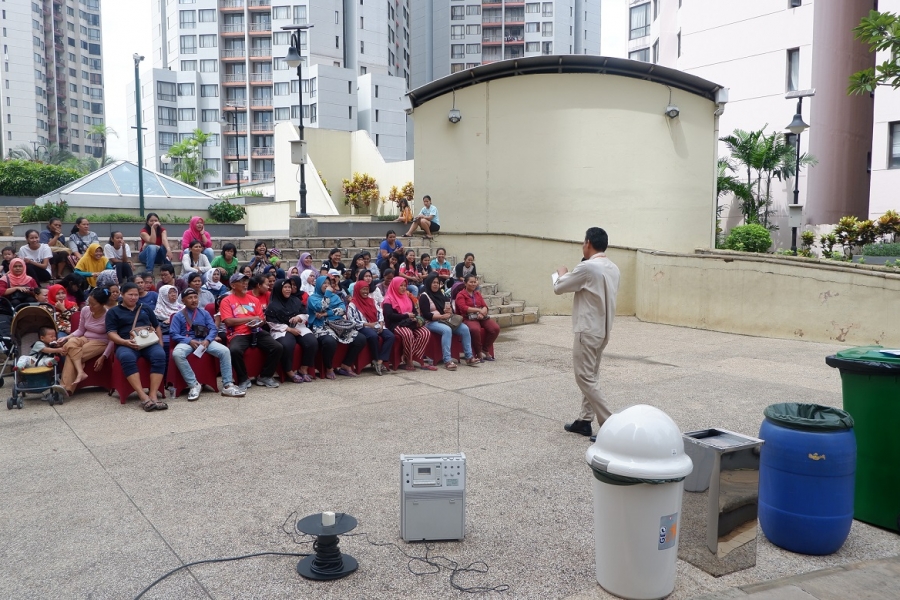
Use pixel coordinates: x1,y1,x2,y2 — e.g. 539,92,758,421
341,172,379,215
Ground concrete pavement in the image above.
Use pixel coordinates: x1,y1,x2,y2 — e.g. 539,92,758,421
1,316,897,599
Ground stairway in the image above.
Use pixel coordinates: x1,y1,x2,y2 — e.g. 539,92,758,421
0,207,22,236
127,235,540,328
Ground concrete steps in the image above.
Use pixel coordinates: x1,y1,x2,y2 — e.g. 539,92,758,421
0,207,22,236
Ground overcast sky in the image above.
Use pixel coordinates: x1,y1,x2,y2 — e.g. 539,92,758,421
102,1,153,161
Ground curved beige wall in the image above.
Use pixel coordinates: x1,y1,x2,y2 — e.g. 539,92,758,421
412,73,719,252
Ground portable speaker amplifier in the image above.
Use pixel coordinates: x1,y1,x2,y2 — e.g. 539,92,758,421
400,453,466,542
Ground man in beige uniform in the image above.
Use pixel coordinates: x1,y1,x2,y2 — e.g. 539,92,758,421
553,227,620,441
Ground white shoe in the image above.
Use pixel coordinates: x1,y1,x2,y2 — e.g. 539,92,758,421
187,383,202,401
221,383,246,397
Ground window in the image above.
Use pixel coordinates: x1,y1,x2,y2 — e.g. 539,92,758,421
275,82,289,95
274,57,288,70
652,39,659,63
890,122,900,168
542,2,553,16
525,22,539,33
179,10,196,29
205,134,219,146
629,3,650,39
360,16,364,28
451,25,464,40
335,36,340,48
789,0,802,7
451,44,464,59
275,107,290,120
451,6,464,20
525,3,539,13
374,85,379,97
157,81,176,101
653,0,658,20
199,9,216,22
199,34,217,48
158,106,177,126
200,59,217,72
159,131,177,150
178,108,196,121
677,30,681,57
541,22,553,36
451,63,465,73
273,6,290,19
293,5,306,24
466,5,481,15
360,40,364,54
180,35,197,54
467,24,481,35
629,48,650,62
310,103,317,123
178,83,195,96
273,32,290,45
201,109,219,122
466,44,480,54
541,41,552,54
200,84,218,97
526,41,539,52
786,48,799,91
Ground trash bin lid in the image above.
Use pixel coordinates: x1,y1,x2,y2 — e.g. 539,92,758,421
586,404,693,480
763,403,853,432
826,346,900,374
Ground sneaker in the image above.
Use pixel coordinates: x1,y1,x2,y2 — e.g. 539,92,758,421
221,383,246,398
187,383,202,402
256,376,280,388
564,419,593,437
237,380,253,392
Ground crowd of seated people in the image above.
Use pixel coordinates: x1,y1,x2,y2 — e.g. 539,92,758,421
0,217,500,411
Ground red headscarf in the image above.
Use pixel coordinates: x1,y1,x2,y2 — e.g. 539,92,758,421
383,276,412,313
6,258,32,287
351,281,379,323
48,284,76,309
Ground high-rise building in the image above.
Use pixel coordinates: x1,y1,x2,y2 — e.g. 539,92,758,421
128,0,410,189
410,0,600,89
0,0,105,159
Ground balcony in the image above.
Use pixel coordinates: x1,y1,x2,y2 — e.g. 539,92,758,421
251,171,274,181
223,100,247,109
223,73,247,84
222,124,248,134
251,122,273,133
223,150,248,160
222,48,246,59
250,98,273,108
249,47,272,59
249,72,272,83
157,93,176,102
221,24,245,35
248,0,271,9
223,174,249,184
220,0,244,10
249,21,272,34
251,146,274,157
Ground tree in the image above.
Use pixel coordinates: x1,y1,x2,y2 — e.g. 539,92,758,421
87,124,118,165
63,155,117,175
6,143,74,165
166,129,216,187
848,10,900,95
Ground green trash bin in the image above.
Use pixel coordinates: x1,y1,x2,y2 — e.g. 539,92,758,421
826,346,900,531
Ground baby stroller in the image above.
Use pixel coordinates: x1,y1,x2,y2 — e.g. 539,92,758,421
6,303,64,409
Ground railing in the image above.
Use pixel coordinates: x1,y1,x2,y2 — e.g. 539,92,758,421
249,73,272,82
250,98,272,107
482,16,502,23
157,93,176,102
250,48,271,57
158,118,177,127
249,21,271,32
223,124,248,133
251,146,274,156
220,0,244,8
222,49,246,58
252,171,274,180
224,99,247,107
224,74,247,83
249,0,271,6
222,24,245,33
251,123,273,132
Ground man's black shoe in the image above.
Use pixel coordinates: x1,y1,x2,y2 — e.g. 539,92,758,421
590,435,597,442
564,419,593,437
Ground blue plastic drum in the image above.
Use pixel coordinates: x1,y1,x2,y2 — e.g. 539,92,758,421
758,403,856,555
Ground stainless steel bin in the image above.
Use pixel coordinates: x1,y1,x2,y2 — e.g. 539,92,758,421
679,429,764,576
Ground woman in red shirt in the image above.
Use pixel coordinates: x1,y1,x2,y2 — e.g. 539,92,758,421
454,275,499,362
138,213,173,270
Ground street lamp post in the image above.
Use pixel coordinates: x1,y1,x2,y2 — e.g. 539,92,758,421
784,89,815,256
283,23,314,218
133,53,146,217
222,109,241,195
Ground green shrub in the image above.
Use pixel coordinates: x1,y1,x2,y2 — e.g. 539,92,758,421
376,214,399,221
207,199,246,223
723,224,772,253
0,160,80,197
67,213,192,224
861,242,900,256
20,200,69,223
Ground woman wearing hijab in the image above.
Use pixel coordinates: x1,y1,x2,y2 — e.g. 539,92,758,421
95,269,118,291
307,275,366,379
298,269,317,295
204,268,226,299
295,252,314,275
0,258,38,306
180,216,215,262
73,242,110,288
48,283,78,334
154,284,184,327
265,279,318,383
347,274,394,375
419,273,478,370
382,276,434,371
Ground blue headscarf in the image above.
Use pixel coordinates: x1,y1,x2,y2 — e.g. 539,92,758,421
307,275,346,328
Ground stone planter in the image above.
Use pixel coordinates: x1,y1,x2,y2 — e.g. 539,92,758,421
853,256,900,266
14,222,246,239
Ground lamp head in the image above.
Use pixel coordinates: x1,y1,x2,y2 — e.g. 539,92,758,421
285,46,303,69
448,109,462,124
160,154,171,165
133,53,145,64
665,104,680,119
786,113,809,135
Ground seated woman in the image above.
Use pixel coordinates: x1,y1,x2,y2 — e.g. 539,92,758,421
321,248,346,275
347,274,394,375
455,252,477,283
346,252,367,290
297,269,317,295
138,213,173,271
0,258,38,308
105,282,167,411
265,279,318,383
185,272,216,308
181,240,212,278
249,275,271,310
378,230,403,269
374,268,394,308
59,287,115,395
18,229,53,284
382,276,434,371
181,216,215,262
455,274,500,362
430,248,454,288
67,218,101,271
295,252,314,275
40,218,71,279
210,243,240,280
133,273,159,312
249,241,284,279
307,275,366,379
154,284,183,357
288,266,300,278
60,273,88,307
419,273,478,370
361,250,379,280
398,249,423,297
203,268,227,301
48,284,77,335
73,243,110,288
104,231,134,282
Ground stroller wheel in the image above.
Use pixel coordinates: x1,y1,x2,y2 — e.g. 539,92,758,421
0,376,5,388
16,396,23,409
6,396,12,410
51,392,62,405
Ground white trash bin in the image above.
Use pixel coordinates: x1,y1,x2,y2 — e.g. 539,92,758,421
585,405,693,600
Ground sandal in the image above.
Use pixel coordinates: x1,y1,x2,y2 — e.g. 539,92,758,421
335,367,357,377
140,398,156,412
465,357,480,367
291,373,304,383
420,364,438,371
444,361,457,371
373,362,384,376
325,370,336,380
301,373,314,383
404,364,416,371
155,401,168,410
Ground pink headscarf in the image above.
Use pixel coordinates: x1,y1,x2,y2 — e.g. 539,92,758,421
6,258,32,287
382,276,412,314
182,216,211,249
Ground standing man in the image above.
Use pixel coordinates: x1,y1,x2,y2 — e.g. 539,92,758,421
220,272,282,390
404,195,440,239
553,227,620,441
170,288,245,400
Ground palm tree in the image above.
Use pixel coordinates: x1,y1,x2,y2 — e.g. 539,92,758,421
63,155,117,175
7,143,74,165
167,129,216,187
756,132,817,228
87,124,118,164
